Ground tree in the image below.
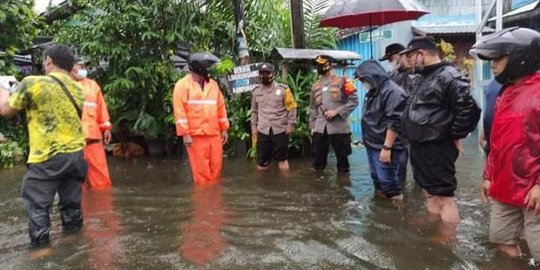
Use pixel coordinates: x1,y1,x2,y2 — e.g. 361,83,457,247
0,0,42,75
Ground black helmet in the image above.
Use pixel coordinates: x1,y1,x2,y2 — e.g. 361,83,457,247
188,52,220,79
470,27,540,84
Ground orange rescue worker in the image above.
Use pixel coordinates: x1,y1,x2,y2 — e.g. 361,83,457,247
71,59,113,188
173,52,230,184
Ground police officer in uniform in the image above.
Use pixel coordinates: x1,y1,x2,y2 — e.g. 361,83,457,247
251,63,298,170
310,55,359,173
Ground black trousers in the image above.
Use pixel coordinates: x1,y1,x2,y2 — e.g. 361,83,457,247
21,151,87,246
312,130,352,172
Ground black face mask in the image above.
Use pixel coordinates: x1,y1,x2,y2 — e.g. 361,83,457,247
260,75,274,85
317,65,330,75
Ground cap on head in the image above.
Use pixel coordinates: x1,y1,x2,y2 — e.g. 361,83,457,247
379,43,405,61
399,36,437,55
315,55,333,66
258,62,274,73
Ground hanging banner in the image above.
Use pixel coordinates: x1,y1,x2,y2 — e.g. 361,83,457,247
227,63,261,95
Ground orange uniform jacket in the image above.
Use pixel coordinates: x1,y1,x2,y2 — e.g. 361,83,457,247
173,74,229,136
80,78,112,140
80,78,113,188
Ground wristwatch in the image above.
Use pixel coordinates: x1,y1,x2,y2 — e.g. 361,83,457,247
382,145,392,151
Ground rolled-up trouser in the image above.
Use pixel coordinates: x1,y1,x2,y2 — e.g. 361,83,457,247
186,135,223,184
366,147,404,197
21,151,87,246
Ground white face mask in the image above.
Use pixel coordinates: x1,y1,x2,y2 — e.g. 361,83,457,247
362,81,374,90
76,69,88,79
389,61,398,71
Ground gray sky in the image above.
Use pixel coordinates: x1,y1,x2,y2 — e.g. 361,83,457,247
34,0,63,13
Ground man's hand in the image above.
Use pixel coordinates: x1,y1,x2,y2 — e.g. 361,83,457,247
478,131,487,151
183,135,192,147
221,131,228,145
525,185,540,215
286,125,294,135
454,140,465,155
323,110,338,120
481,179,491,203
103,130,112,145
0,88,17,118
379,149,391,163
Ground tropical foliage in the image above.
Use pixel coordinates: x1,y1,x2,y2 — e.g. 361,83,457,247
0,0,42,168
0,0,339,166
0,0,42,75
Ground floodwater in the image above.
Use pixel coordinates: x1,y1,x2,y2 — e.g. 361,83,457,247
0,136,534,269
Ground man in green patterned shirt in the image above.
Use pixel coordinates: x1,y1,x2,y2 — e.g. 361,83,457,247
0,44,87,247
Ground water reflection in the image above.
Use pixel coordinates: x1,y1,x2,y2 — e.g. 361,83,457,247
82,187,123,270
179,184,227,267
0,136,537,269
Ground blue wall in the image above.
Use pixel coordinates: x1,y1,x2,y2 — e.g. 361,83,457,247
336,33,382,139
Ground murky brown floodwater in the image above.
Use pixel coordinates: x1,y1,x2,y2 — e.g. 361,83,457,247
0,135,534,269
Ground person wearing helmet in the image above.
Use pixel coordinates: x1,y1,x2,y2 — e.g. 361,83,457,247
399,36,481,224
172,52,230,184
70,58,113,188
310,55,358,173
471,27,540,264
251,62,297,170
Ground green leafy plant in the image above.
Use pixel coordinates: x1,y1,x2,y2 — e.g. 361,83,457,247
0,118,28,168
0,0,43,75
285,72,317,155
0,141,25,168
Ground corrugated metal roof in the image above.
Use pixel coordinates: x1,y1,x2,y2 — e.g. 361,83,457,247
413,25,495,34
413,14,495,34
273,48,362,61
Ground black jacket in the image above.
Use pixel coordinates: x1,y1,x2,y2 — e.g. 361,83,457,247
401,61,481,143
389,67,414,93
356,60,408,150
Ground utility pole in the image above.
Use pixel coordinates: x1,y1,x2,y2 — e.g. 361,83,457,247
234,0,249,65
290,0,305,49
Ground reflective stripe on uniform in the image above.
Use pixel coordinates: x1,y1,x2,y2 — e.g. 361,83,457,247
219,118,229,122
84,102,97,107
99,121,111,128
186,100,217,105
176,119,189,124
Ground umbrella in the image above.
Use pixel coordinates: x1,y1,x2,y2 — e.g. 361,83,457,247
320,0,430,59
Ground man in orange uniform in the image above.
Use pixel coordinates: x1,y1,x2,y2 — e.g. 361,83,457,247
173,52,230,184
71,59,113,188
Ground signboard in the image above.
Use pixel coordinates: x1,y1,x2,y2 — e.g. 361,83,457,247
511,0,537,10
359,29,392,43
227,63,261,94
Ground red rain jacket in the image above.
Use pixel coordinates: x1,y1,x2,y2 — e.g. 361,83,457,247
483,73,540,207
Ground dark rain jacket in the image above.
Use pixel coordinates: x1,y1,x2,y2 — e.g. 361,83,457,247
356,60,408,150
389,67,414,93
401,61,481,143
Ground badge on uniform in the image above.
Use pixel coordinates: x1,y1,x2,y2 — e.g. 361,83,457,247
276,89,282,95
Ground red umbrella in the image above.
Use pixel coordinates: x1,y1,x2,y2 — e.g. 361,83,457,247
320,0,430,58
